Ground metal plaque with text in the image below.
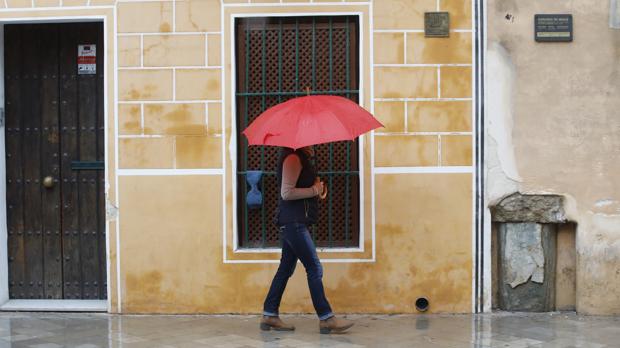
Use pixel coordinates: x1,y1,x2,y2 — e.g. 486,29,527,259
425,12,450,38
535,14,573,42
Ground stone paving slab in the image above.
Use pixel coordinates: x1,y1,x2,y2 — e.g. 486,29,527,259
0,312,618,347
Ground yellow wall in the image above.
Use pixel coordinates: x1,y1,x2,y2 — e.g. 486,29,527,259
1,0,474,314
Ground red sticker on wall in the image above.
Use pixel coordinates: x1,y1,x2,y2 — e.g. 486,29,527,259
78,44,96,75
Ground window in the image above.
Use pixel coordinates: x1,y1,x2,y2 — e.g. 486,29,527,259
235,16,360,248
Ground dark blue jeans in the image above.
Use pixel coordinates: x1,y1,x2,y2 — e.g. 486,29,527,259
263,223,334,320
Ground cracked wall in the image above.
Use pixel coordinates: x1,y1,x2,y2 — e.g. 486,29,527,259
488,0,620,314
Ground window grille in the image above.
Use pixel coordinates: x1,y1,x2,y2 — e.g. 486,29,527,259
235,16,360,248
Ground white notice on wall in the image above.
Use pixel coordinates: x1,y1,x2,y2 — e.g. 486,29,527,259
77,44,96,75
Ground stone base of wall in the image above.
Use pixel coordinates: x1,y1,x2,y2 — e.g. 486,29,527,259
491,193,576,312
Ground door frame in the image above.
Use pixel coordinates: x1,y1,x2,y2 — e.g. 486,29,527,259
0,10,114,312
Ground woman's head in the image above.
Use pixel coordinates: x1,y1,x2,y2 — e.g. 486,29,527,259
299,146,315,157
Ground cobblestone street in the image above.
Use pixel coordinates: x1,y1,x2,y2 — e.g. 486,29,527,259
0,312,618,347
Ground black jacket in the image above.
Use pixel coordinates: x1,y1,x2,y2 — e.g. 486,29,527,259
275,148,319,226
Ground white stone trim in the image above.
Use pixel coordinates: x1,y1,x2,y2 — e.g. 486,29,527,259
0,300,107,312
0,13,114,312
374,166,474,174
118,169,224,176
226,7,374,263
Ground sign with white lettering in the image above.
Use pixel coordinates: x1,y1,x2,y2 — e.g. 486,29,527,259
535,14,573,42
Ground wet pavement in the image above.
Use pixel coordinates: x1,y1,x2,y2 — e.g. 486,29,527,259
0,312,618,347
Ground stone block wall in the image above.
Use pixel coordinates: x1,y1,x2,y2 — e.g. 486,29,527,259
117,0,223,170
373,0,473,168
0,0,477,314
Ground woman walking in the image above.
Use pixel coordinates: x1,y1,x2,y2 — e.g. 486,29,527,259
260,146,354,334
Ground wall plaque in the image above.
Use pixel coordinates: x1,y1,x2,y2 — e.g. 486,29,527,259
425,12,450,38
535,14,573,42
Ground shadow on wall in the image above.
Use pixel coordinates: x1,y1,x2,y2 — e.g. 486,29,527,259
490,193,577,312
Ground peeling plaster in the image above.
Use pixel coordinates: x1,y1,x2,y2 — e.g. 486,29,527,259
594,199,616,208
610,0,620,29
561,194,580,222
228,135,236,169
576,212,620,314
106,200,119,221
488,0,620,314
503,223,545,288
592,199,620,216
486,42,521,205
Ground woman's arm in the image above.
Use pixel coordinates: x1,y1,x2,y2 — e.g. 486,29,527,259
281,154,321,200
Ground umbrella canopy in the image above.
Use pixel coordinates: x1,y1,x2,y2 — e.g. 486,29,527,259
242,95,383,150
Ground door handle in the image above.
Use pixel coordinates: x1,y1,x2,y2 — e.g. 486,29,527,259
43,176,54,188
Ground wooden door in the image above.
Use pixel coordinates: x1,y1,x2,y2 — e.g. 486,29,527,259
5,23,106,300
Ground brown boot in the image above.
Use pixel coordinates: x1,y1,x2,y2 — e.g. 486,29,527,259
260,316,295,331
319,316,354,334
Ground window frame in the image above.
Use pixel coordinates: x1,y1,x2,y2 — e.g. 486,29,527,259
230,13,366,253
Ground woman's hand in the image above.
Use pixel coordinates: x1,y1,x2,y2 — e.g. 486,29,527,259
312,178,324,197
319,183,328,200
314,177,328,200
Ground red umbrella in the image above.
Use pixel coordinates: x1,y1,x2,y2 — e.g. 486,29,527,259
242,95,383,150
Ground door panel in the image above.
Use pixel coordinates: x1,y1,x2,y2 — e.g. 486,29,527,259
5,23,106,300
39,25,63,299
72,23,104,300
18,25,46,299
5,24,27,299
96,25,107,301
58,24,81,300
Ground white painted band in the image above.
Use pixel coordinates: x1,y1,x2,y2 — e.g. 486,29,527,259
374,64,473,67
374,132,473,136
223,2,371,8
374,97,472,102
234,247,364,254
118,66,222,70
373,29,473,33
117,169,224,176
0,6,113,13
374,166,474,174
224,258,374,264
